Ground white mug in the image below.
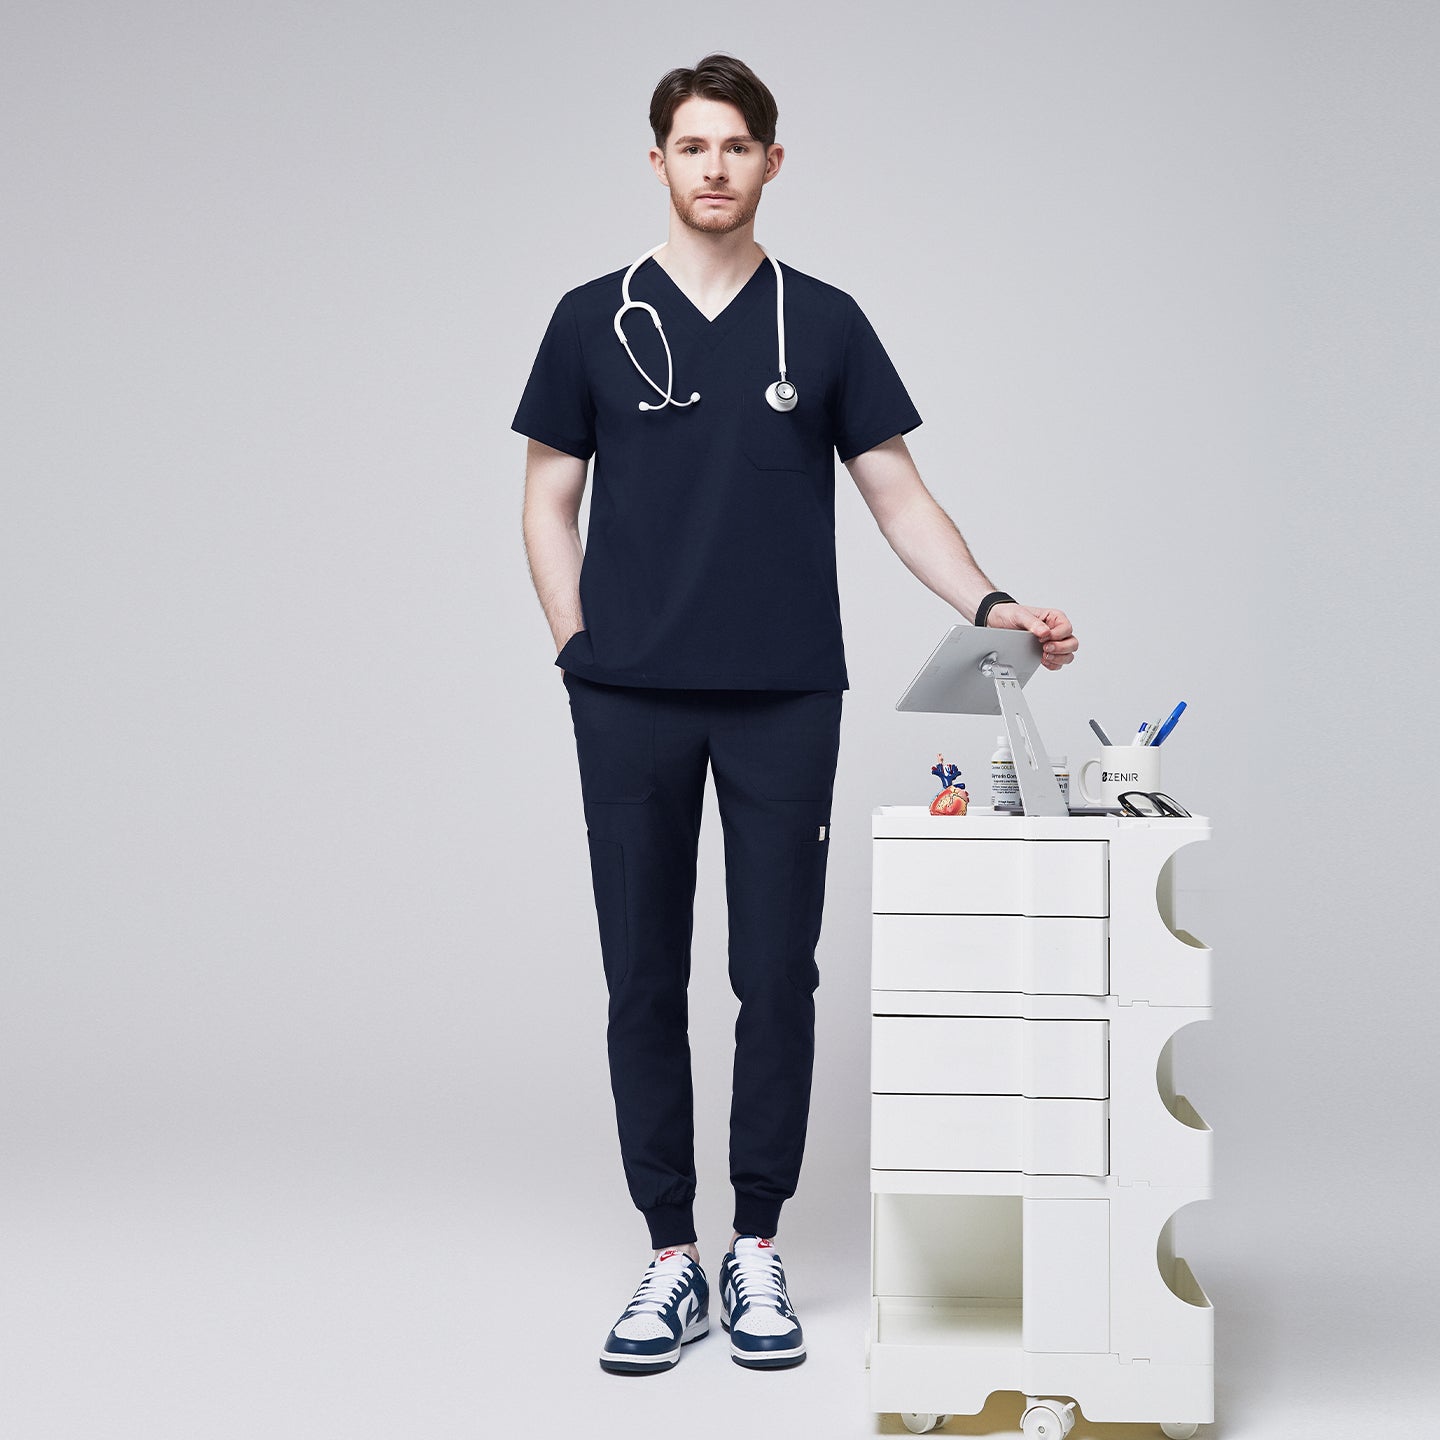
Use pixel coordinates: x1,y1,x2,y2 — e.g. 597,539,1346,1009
1078,745,1161,806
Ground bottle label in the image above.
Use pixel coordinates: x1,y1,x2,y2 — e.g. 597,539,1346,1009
991,758,1020,810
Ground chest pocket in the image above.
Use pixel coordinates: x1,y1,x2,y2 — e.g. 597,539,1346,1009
741,386,827,473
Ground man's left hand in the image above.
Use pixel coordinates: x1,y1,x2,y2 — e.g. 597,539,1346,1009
984,603,1078,671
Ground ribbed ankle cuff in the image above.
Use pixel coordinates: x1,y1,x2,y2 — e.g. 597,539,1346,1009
643,1200,697,1249
732,1195,783,1239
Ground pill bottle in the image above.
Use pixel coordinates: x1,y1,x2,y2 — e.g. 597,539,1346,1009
1050,754,1071,808
991,735,1020,811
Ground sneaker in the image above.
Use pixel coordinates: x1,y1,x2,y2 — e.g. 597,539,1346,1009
719,1235,806,1368
599,1247,710,1374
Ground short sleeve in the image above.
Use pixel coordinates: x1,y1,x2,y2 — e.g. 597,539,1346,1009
831,294,923,464
511,292,596,461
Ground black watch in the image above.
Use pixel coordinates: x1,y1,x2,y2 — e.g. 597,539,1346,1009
974,591,1015,628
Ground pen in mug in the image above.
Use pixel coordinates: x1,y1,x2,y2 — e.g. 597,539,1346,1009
1151,701,1187,747
1088,719,1112,746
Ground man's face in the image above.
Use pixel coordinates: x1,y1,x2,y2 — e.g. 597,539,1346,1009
649,95,783,236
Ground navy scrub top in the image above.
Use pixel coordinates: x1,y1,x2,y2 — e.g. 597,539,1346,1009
511,255,922,690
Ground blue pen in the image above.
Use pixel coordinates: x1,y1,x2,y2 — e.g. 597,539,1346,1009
1151,701,1187,747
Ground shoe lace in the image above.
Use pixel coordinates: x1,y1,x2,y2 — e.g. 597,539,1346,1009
732,1250,787,1312
625,1259,689,1316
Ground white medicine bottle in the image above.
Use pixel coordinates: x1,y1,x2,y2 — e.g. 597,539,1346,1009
1050,754,1070,807
991,735,1020,811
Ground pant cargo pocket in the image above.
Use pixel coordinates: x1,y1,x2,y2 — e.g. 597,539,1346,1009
786,828,830,993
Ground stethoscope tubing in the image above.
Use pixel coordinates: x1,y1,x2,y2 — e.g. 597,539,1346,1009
613,243,791,413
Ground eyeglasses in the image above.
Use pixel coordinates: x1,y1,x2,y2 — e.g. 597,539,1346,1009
1116,790,1191,818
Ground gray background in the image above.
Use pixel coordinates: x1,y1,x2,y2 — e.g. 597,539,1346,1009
2,1,1434,1435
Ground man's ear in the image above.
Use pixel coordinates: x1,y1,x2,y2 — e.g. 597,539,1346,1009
647,145,670,188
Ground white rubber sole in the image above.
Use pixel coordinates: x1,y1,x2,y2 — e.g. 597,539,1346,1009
598,1313,710,1373
721,1313,806,1365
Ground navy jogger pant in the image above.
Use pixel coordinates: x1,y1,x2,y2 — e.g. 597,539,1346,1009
562,671,843,1248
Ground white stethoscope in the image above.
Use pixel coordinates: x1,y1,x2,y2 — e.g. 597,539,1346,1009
612,242,798,414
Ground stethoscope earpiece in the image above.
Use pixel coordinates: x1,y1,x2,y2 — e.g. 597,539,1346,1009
615,243,795,416
639,393,700,411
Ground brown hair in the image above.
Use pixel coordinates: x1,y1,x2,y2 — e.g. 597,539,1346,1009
649,53,779,151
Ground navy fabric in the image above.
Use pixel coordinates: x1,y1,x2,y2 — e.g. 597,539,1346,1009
513,256,922,690
562,671,842,1246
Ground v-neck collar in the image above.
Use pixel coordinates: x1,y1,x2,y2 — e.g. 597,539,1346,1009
642,253,772,345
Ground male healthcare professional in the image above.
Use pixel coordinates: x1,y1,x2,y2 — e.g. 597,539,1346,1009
514,54,1078,1376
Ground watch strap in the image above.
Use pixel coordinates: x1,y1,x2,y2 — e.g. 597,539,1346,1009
974,591,1016,628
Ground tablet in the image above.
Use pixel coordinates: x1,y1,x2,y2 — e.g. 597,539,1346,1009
895,624,1043,714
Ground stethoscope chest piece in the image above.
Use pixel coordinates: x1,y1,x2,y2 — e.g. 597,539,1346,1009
765,379,798,413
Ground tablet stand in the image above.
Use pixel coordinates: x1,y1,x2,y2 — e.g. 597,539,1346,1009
894,624,1069,817
980,651,1067,816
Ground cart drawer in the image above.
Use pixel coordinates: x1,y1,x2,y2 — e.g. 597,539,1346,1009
870,913,1108,994
872,839,1108,917
871,1016,1108,1098
871,1094,1108,1175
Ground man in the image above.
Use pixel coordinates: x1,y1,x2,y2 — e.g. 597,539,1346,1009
514,54,1078,1377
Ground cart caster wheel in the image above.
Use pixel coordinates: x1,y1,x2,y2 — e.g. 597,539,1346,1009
1161,1426,1198,1439
1021,1397,1077,1439
901,1416,940,1434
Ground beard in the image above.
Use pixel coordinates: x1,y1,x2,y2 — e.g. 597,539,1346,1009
672,188,759,234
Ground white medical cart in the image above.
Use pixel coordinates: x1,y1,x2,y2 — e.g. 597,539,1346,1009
865,803,1213,1438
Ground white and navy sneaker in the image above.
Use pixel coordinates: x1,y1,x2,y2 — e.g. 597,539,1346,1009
719,1235,806,1368
599,1247,710,1374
